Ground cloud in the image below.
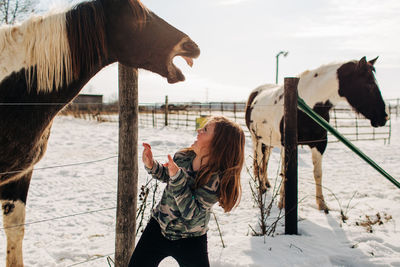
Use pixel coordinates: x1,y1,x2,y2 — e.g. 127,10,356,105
280,0,400,55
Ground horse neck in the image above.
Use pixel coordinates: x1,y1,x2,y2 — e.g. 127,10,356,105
297,63,344,108
0,12,73,92
0,1,110,117
66,0,109,85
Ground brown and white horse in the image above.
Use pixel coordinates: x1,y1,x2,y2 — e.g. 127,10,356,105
0,0,200,266
245,57,388,213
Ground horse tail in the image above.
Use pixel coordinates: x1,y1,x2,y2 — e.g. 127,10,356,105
245,90,259,130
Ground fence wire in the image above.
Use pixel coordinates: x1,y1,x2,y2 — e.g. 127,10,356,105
0,99,398,266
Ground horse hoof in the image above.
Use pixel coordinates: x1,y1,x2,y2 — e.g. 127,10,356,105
259,185,269,194
318,203,329,214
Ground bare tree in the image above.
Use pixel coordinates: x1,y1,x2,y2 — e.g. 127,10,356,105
0,0,36,24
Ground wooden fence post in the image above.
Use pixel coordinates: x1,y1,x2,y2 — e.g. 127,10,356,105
233,102,237,121
115,64,139,266
165,95,168,126
284,77,299,235
152,107,155,128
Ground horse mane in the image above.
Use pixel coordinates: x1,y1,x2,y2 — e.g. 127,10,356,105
128,0,149,27
0,0,148,93
0,12,72,93
66,0,149,80
66,0,107,81
298,61,345,79
296,61,349,106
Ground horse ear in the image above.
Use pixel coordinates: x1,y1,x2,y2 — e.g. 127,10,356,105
357,56,367,70
368,56,379,66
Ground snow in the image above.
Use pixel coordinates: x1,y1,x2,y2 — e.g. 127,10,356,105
1,115,399,267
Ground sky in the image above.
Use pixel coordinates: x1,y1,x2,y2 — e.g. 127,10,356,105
38,0,400,103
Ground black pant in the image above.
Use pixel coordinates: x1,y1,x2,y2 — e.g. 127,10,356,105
128,217,210,267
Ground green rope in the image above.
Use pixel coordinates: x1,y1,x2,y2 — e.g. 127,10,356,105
297,97,400,189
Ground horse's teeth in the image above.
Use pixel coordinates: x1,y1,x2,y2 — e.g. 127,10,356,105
182,56,193,67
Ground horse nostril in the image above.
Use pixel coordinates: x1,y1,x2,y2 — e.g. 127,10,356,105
183,41,195,50
182,41,200,54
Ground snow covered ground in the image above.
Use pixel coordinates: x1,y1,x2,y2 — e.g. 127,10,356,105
0,115,399,266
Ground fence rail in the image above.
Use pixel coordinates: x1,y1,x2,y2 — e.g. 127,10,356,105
134,101,394,143
63,98,398,144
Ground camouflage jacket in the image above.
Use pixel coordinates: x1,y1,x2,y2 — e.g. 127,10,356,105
145,149,220,240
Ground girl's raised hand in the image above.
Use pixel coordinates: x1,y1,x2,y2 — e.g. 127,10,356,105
163,154,179,177
142,143,154,169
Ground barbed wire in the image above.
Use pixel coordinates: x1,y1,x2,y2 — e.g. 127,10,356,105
0,151,170,231
1,102,395,108
0,153,173,176
2,98,398,105
0,143,391,265
0,108,394,265
67,253,114,267
0,155,118,176
0,206,116,230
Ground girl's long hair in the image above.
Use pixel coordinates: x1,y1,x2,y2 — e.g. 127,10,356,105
194,116,245,212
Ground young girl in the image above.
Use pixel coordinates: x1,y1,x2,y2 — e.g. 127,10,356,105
129,116,245,267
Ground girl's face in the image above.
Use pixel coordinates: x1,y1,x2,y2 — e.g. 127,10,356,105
191,121,215,155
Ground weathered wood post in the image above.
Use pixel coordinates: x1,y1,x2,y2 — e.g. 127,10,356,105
165,95,169,126
152,106,155,128
284,77,299,235
115,64,139,266
233,102,237,121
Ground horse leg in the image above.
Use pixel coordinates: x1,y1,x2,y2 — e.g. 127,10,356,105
311,147,329,213
253,140,271,193
0,171,32,267
260,144,272,190
278,149,285,209
252,138,261,183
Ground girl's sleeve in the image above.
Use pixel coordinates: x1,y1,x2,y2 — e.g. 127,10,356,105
144,151,188,183
145,160,170,183
168,170,219,220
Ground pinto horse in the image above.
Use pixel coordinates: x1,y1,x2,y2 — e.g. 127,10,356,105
0,0,200,266
245,57,388,213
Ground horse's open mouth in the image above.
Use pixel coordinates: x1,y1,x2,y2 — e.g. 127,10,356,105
167,38,200,83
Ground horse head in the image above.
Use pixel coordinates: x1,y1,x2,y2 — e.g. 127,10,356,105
104,0,200,83
337,56,388,127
